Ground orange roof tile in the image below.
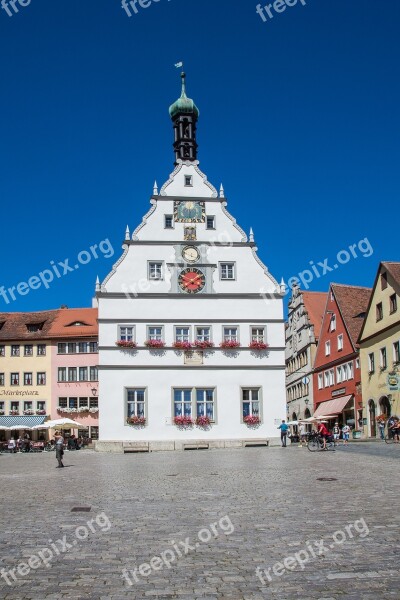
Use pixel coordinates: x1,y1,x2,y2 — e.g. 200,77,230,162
48,308,98,338
301,291,327,340
0,310,60,341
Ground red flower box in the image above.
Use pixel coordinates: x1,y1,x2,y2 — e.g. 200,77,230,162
193,340,215,349
173,341,193,350
249,341,269,350
116,340,137,349
126,416,146,426
144,339,165,349
196,415,211,427
244,415,261,426
220,340,240,349
174,416,194,427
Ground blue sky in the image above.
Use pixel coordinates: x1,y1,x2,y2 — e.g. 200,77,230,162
0,0,398,312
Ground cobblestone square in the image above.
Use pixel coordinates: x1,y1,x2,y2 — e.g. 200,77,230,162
0,444,399,599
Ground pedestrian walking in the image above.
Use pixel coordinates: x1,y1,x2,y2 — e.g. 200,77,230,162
7,437,16,454
278,420,289,447
342,424,350,445
298,423,307,447
378,419,385,440
333,422,341,446
54,430,65,468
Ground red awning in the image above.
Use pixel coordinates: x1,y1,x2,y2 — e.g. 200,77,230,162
314,395,354,418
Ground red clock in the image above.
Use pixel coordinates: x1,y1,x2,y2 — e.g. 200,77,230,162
179,268,206,294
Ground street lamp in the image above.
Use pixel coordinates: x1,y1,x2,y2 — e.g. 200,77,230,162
91,387,98,396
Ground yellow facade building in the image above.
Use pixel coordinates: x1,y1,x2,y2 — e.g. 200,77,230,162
0,310,58,440
358,262,400,438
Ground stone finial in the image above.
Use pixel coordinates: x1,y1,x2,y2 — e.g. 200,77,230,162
153,181,159,195
125,225,130,240
280,278,287,295
95,276,101,292
219,183,225,198
249,228,254,243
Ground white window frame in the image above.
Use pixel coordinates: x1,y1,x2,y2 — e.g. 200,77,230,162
393,341,400,364
368,352,375,373
219,262,236,281
147,326,164,342
241,388,261,422
325,341,331,356
318,373,323,389
251,326,265,343
175,326,191,343
195,388,215,422
173,388,192,418
337,334,343,351
118,325,135,342
126,388,147,420
380,347,387,370
336,366,342,383
164,214,174,229
58,367,67,382
184,175,193,187
324,371,330,387
223,326,239,343
196,326,211,342
37,372,46,386
148,261,164,281
330,314,336,332
206,215,216,230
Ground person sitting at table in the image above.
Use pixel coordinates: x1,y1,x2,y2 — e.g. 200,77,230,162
8,437,17,454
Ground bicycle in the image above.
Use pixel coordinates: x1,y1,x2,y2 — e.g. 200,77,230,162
307,432,335,452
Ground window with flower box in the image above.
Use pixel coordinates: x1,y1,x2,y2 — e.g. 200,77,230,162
11,373,19,386
241,388,260,421
11,345,20,357
79,397,89,409
196,389,215,421
148,326,163,341
196,327,211,342
24,401,33,412
119,326,134,342
175,327,190,343
10,401,19,412
69,398,78,409
173,389,192,418
37,344,46,356
126,389,146,419
24,345,33,356
0,401,4,411
251,327,265,343
37,372,46,385
37,401,46,412
223,327,238,342
89,397,98,409
24,372,33,386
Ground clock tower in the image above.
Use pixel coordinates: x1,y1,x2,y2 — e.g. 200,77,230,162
96,73,286,452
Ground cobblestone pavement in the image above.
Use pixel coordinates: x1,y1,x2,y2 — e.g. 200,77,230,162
0,443,399,600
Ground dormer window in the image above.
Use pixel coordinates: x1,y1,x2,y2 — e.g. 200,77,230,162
26,322,44,332
184,175,193,187
0,322,5,331
67,321,88,327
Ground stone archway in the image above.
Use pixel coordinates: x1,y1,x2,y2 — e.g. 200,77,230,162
292,412,298,434
379,396,391,419
369,399,376,438
304,408,311,419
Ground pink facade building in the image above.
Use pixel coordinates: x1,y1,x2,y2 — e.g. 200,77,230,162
49,308,99,440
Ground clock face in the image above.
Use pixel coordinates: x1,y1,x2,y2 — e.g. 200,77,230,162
174,200,205,223
182,246,200,263
178,268,206,294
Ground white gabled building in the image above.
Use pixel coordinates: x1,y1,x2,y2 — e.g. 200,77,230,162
95,72,286,452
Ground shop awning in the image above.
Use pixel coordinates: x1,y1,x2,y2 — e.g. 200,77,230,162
314,395,353,418
0,416,47,429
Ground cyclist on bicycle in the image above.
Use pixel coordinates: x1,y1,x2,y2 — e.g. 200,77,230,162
317,422,329,450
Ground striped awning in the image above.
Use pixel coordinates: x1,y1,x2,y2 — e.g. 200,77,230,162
0,416,47,429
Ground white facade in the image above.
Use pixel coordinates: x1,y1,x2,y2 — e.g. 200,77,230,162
96,95,286,451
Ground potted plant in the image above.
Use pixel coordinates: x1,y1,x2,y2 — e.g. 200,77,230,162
126,416,146,426
244,415,261,426
249,341,269,351
144,339,165,349
196,415,211,428
116,340,137,349
36,409,47,415
89,407,99,414
9,410,19,416
220,340,240,349
193,340,215,349
173,341,193,350
23,409,34,415
0,410,5,416
173,416,194,428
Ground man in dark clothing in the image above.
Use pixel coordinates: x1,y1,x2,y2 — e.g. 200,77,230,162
55,431,65,468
